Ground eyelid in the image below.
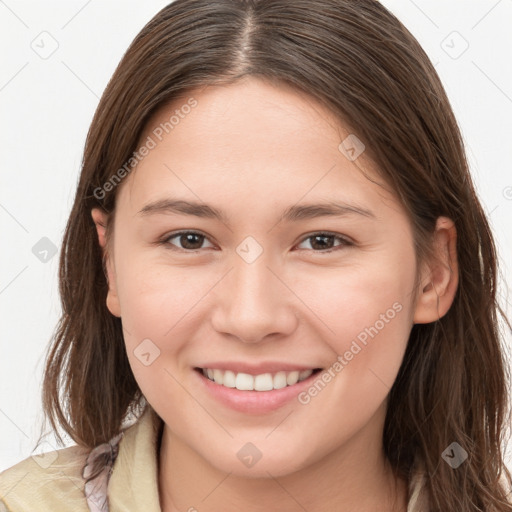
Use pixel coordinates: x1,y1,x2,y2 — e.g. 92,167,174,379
161,230,216,251
294,231,354,252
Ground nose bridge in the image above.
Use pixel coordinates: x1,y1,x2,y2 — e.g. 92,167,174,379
233,252,276,310
211,247,297,343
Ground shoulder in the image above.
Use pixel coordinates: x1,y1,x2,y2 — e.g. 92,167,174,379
0,404,156,512
0,444,91,512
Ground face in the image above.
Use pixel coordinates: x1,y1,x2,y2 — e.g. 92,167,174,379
92,77,446,478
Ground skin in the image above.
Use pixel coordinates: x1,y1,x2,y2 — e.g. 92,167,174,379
92,76,458,512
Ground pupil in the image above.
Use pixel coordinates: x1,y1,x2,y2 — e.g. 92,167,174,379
312,235,332,250
182,233,202,249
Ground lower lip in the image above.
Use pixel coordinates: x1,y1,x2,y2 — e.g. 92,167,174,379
193,368,322,414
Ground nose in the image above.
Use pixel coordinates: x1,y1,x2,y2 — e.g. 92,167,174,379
210,254,298,344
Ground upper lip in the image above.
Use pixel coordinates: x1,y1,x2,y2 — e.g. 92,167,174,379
195,361,322,375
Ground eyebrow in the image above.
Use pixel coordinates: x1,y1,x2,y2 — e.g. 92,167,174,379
137,198,376,223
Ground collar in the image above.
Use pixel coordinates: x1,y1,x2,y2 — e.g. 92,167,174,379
107,405,164,512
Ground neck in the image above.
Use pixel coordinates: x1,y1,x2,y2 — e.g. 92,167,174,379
157,410,408,512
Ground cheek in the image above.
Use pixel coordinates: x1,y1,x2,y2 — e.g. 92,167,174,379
296,250,416,384
115,260,211,410
286,254,415,456
114,255,224,378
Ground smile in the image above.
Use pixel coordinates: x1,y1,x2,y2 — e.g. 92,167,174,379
196,367,322,391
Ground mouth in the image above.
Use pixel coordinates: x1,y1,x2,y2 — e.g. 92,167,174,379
194,367,323,392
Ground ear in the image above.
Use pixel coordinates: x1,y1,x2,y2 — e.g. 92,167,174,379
413,216,459,324
91,208,121,318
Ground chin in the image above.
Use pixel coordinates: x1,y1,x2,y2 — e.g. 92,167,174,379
205,441,315,479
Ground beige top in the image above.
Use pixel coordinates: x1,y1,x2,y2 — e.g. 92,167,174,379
0,405,431,511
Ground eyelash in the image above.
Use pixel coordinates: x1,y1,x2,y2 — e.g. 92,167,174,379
159,230,354,254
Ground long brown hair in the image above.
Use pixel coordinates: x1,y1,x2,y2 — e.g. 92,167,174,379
39,0,512,509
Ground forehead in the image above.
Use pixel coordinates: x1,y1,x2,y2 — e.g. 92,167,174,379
118,77,402,222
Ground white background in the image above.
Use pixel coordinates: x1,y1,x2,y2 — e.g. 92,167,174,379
1,0,511,473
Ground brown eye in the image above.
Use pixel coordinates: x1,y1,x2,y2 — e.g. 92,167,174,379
296,233,352,252
163,231,214,251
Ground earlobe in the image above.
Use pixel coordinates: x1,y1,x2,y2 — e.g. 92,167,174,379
413,217,459,324
91,208,121,318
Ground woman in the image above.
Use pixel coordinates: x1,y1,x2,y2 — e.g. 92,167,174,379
1,1,511,510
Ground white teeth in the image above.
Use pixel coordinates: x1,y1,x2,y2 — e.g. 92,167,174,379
273,371,288,389
201,367,317,391
223,370,236,388
254,373,274,391
299,369,313,381
286,371,299,386
213,369,224,385
235,372,254,390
